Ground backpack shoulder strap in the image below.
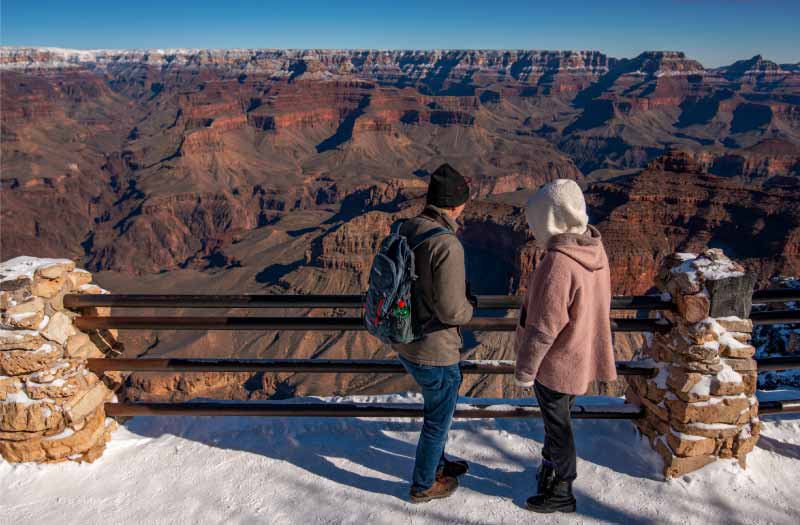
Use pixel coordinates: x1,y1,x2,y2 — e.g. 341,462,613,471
410,226,452,251
389,219,406,235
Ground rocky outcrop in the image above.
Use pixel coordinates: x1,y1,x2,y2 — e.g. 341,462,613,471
3,45,800,276
626,249,760,478
1,46,798,405
718,55,787,81
0,256,120,463
586,151,800,293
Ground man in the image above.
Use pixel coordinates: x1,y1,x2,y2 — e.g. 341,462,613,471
394,163,475,503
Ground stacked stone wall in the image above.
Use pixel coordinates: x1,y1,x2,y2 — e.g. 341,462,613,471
0,256,121,463
627,249,760,478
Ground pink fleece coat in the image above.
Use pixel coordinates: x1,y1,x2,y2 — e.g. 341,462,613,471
514,225,617,395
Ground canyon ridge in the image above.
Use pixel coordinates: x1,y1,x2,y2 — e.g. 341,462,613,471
2,47,798,401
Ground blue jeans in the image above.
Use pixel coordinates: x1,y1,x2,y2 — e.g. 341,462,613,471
399,355,462,490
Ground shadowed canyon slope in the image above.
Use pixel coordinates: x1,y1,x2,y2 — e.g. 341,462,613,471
2,47,799,400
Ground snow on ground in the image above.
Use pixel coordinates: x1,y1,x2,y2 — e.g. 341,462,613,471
2,391,799,525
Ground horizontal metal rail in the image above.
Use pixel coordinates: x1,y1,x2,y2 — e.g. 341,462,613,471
755,356,800,371
74,316,670,333
62,289,800,312
103,399,800,418
86,358,659,377
757,399,800,415
64,293,675,311
752,288,800,304
104,401,644,419
750,310,800,325
85,356,800,375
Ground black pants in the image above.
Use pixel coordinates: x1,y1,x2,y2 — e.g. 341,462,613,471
535,381,577,482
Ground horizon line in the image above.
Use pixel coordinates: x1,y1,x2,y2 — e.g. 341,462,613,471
2,46,796,67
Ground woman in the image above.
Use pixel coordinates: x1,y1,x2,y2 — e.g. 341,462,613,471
514,179,617,514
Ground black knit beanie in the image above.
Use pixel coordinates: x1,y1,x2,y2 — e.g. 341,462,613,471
426,163,470,208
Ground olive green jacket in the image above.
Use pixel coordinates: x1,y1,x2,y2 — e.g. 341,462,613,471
393,205,474,366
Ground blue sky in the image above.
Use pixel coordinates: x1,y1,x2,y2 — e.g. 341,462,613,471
1,1,798,67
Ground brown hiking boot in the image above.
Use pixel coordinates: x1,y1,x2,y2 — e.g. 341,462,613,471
409,476,459,504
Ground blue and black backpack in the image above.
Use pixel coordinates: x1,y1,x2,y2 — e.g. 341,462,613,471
364,220,451,344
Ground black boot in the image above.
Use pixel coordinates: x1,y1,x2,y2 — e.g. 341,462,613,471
536,460,555,496
439,458,469,478
525,480,577,514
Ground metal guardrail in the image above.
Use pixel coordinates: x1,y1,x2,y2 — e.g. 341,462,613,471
63,289,800,311
74,316,670,333
65,293,676,311
103,399,800,418
86,358,660,376
104,401,645,419
758,399,800,415
750,310,800,325
754,356,800,371
86,356,800,377
752,289,800,304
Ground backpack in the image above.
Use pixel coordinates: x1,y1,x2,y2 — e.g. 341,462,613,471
364,220,452,344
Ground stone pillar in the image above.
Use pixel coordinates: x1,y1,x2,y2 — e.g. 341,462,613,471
626,249,760,478
0,256,120,463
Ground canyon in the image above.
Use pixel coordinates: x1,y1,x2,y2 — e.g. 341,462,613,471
1,47,798,401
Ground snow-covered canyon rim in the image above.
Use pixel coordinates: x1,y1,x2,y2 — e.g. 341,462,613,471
2,390,799,525
0,46,616,72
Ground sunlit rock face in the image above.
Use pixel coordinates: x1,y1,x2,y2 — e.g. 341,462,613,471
0,257,120,463
1,47,798,401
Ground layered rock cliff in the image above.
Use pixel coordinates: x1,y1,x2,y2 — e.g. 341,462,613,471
1,46,798,401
